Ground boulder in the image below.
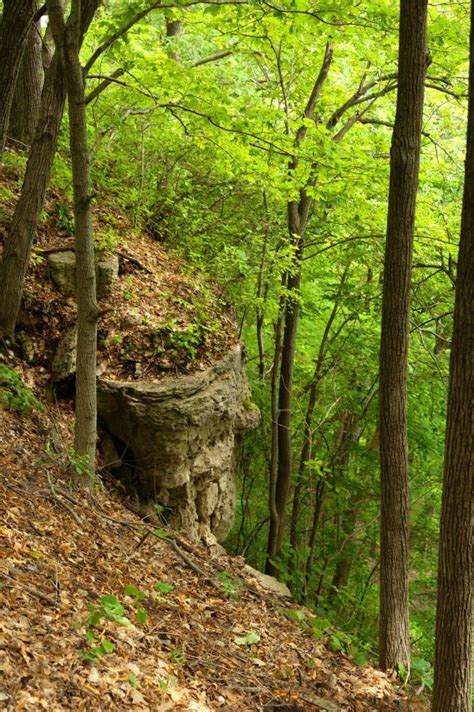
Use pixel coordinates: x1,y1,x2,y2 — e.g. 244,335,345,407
48,250,119,297
97,345,260,542
243,565,292,598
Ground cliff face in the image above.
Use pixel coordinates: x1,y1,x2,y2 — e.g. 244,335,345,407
97,345,259,542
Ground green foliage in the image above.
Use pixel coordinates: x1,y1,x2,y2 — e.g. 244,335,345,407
234,631,261,646
80,635,116,664
124,585,148,625
50,0,467,675
66,447,92,479
0,365,44,416
159,675,177,692
128,673,140,688
216,570,240,599
168,646,187,665
56,202,75,234
154,581,175,594
87,595,131,627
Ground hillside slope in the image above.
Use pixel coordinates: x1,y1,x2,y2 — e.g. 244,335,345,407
0,399,419,712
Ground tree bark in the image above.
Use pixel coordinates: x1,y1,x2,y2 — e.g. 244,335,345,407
0,53,66,337
432,4,474,708
0,0,38,158
0,1,99,338
378,0,429,672
9,9,44,148
47,0,100,482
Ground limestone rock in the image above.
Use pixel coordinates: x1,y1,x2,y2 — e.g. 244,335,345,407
97,345,260,542
51,326,77,382
51,327,108,382
243,565,292,598
48,250,119,297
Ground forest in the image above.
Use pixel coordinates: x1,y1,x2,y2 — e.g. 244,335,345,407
0,0,472,710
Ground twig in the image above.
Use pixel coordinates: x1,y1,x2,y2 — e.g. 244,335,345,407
47,472,84,525
0,570,61,608
94,504,217,585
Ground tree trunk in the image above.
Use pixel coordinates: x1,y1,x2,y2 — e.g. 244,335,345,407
0,54,66,337
378,0,428,672
432,3,474,707
266,275,286,574
0,1,99,338
9,10,44,148
328,506,358,603
0,0,38,158
47,0,100,483
265,44,333,575
289,268,348,575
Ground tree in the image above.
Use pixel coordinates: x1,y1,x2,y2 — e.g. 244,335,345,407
0,0,100,338
378,0,429,672
0,0,39,158
47,0,101,482
8,8,44,148
432,2,474,707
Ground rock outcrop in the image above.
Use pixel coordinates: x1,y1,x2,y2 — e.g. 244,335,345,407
48,251,119,297
97,345,259,542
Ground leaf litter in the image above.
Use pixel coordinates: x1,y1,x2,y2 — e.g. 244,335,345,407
0,401,427,711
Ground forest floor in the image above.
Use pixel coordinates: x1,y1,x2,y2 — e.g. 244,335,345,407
0,399,428,712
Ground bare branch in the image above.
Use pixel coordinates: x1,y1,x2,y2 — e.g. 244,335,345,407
85,68,126,104
192,47,234,67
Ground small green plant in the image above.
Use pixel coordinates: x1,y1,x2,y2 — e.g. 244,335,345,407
80,632,115,664
159,675,177,692
87,595,131,627
168,645,187,666
124,584,148,625
96,226,120,254
57,202,75,234
66,447,91,479
217,570,240,599
128,673,140,688
0,364,44,416
411,656,434,692
30,246,45,266
0,185,15,205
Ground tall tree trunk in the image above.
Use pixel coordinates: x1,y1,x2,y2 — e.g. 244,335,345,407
0,1,98,338
0,0,38,158
328,505,358,603
432,4,474,708
378,0,429,672
0,54,66,337
47,0,100,482
265,44,333,575
266,275,286,574
289,268,348,575
9,9,44,148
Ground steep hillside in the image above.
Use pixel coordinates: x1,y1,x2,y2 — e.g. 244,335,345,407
0,400,417,712
1,153,426,711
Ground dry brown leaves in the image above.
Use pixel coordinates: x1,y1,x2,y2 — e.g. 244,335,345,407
0,403,420,712
1,161,237,382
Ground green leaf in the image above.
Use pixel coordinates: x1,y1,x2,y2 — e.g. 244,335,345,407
234,631,261,646
100,638,115,654
287,609,305,623
155,581,175,594
328,635,343,652
154,528,171,539
128,673,139,688
135,608,148,625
